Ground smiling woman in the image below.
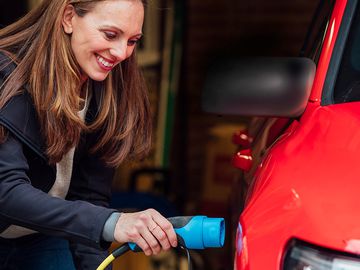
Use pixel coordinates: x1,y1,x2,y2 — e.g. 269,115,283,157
0,0,177,269
63,0,144,81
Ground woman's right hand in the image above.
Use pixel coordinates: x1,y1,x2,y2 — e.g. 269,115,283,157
113,209,178,256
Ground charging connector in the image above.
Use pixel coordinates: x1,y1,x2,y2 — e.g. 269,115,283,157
96,216,225,270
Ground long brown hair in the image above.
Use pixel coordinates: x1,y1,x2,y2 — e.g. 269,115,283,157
0,0,151,167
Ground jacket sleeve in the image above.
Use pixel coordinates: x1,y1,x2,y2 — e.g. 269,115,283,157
0,133,116,248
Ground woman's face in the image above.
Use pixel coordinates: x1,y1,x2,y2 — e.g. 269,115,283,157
62,0,144,81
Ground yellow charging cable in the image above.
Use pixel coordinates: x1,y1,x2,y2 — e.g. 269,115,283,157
97,244,193,270
97,244,131,270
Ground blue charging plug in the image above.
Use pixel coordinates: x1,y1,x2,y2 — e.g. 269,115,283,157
97,216,226,270
128,216,225,251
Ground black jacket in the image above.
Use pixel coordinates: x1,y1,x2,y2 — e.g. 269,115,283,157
0,54,116,269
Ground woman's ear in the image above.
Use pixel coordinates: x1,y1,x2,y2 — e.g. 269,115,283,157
62,4,75,34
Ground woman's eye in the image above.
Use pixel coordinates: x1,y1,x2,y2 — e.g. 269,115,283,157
127,39,139,46
104,32,117,40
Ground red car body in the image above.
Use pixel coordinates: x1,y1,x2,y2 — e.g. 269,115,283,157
233,0,360,269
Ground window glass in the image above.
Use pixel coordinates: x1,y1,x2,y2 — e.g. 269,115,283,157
300,0,335,63
252,1,335,149
333,2,360,103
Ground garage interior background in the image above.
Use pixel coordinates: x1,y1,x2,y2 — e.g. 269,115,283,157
0,0,319,269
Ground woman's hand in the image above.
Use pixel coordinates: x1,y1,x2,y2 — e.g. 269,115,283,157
114,209,178,256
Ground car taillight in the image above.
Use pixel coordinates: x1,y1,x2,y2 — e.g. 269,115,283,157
283,240,360,269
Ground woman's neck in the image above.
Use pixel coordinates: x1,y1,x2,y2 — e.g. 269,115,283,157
80,77,89,99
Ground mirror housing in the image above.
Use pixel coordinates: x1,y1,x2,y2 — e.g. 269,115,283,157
202,57,316,117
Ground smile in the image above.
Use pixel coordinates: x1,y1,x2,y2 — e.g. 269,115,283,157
96,55,115,70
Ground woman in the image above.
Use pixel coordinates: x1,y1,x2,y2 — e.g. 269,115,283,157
0,0,177,269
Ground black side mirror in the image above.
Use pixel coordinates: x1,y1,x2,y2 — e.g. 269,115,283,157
202,57,316,117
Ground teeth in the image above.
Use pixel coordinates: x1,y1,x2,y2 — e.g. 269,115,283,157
97,55,114,68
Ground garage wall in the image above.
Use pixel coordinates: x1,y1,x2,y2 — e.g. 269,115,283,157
28,0,41,9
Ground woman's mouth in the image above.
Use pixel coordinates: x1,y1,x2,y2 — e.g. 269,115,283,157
96,54,115,71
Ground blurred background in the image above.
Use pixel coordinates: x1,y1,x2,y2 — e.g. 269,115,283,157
0,0,320,269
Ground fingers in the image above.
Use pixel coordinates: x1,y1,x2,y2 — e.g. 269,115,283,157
148,209,178,248
139,209,176,252
148,222,171,251
140,225,162,255
113,214,152,255
113,209,178,256
133,235,152,256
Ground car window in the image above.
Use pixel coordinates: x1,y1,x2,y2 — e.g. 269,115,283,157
333,2,360,103
300,0,335,62
249,0,334,152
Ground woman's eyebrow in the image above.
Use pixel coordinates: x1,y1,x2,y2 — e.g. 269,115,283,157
100,24,143,37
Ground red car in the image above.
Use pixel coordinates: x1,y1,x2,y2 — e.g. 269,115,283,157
203,0,360,269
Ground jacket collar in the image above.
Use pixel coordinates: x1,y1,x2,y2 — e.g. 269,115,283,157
0,52,47,160
0,53,103,161
0,91,47,160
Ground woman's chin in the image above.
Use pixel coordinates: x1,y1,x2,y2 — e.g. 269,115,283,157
88,72,109,82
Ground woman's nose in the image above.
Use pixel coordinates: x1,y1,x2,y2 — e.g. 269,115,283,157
110,43,128,62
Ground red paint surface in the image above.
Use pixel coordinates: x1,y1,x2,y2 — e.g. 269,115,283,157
237,102,360,269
